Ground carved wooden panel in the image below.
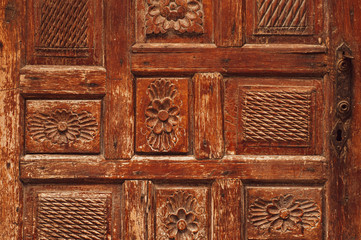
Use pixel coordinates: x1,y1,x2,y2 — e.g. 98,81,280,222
246,186,323,239
151,185,210,240
245,0,324,44
135,0,214,43
136,78,189,153
255,0,312,35
23,185,121,239
224,78,322,155
25,100,101,154
26,0,103,65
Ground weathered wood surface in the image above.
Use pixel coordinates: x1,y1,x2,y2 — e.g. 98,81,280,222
0,0,21,239
329,0,361,238
194,73,224,159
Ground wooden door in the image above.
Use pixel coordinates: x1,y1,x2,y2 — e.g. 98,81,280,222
1,0,361,239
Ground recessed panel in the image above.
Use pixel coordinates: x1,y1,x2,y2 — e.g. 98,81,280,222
153,185,210,240
136,78,189,153
23,185,121,240
136,0,214,44
224,78,322,155
25,100,102,154
26,0,103,65
246,186,323,239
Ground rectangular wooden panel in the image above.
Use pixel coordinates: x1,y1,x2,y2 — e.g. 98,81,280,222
246,186,323,239
20,66,106,95
136,78,189,153
25,0,103,65
136,0,214,43
147,183,211,240
245,0,325,44
212,179,243,239
23,185,121,239
25,100,102,154
194,73,224,159
225,77,323,155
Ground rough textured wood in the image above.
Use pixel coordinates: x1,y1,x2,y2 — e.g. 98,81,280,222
212,179,242,239
20,155,327,181
104,0,134,159
328,0,361,238
122,181,149,240
215,0,243,46
0,0,21,238
194,73,224,159
132,49,327,76
20,66,106,95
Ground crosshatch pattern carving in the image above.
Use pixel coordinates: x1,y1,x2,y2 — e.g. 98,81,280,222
37,0,89,49
37,196,108,239
256,0,309,34
249,194,321,233
242,90,311,143
27,109,98,145
146,0,204,34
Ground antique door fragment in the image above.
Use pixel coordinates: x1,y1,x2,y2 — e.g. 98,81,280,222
0,0,360,239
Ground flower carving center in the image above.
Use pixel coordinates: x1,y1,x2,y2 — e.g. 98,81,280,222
177,219,187,231
279,208,290,219
57,122,68,132
158,110,169,121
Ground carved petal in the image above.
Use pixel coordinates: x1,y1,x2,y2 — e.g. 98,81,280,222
169,214,179,223
146,108,158,118
290,208,304,217
177,208,186,220
147,117,158,128
164,121,173,133
270,219,283,230
152,100,162,111
179,18,190,28
149,6,160,16
187,222,199,233
160,98,171,111
267,205,280,215
185,11,197,20
167,223,178,238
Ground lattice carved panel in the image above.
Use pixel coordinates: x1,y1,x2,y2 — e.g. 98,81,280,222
224,78,322,155
37,194,109,239
26,0,103,64
255,0,312,35
246,186,323,239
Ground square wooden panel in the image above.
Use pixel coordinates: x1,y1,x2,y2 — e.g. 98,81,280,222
245,0,324,44
245,186,323,239
23,185,121,240
25,0,103,65
25,100,102,154
136,78,189,153
153,185,210,240
224,78,323,155
135,0,214,44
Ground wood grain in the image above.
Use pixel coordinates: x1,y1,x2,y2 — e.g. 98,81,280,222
0,0,21,238
212,179,243,239
194,73,224,159
20,66,106,95
122,181,149,240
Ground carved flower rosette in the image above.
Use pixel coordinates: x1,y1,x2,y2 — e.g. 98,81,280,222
144,79,181,152
146,0,204,34
27,109,98,145
157,191,207,240
249,194,321,234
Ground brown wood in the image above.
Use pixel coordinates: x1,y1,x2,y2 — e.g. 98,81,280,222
194,73,224,159
2,0,361,238
0,0,21,238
